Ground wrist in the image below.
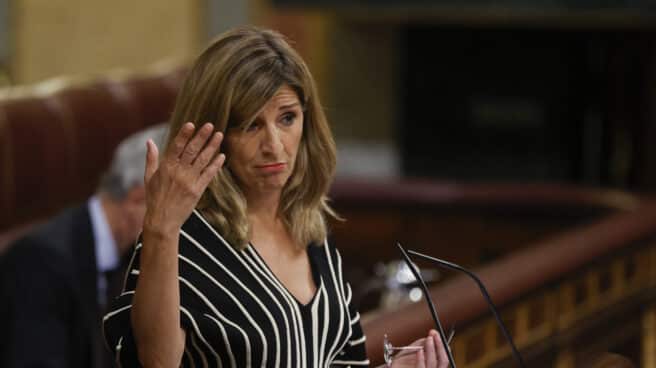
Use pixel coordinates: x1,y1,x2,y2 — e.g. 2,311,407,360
143,211,181,237
142,220,179,242
140,225,180,260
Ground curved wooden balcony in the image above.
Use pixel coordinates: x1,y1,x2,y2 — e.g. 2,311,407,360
331,180,656,366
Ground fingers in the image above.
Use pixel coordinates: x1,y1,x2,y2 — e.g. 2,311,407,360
180,123,214,165
394,332,449,368
431,330,449,366
144,139,159,184
193,131,224,169
199,152,226,187
416,348,426,368
167,122,196,161
156,121,225,192
425,330,437,367
408,337,426,348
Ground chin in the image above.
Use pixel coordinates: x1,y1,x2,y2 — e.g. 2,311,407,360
256,177,290,192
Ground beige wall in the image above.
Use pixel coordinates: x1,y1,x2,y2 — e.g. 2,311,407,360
252,1,400,144
326,22,400,144
10,0,400,146
12,0,203,84
249,0,330,99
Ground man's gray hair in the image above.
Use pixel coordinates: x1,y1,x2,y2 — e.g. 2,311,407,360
99,123,169,199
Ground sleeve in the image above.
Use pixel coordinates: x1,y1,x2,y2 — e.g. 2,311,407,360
0,242,73,368
102,237,225,367
331,246,370,367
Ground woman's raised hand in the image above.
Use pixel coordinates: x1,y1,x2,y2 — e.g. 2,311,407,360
143,122,226,234
390,330,449,368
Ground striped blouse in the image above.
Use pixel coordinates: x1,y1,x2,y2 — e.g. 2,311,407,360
103,210,370,367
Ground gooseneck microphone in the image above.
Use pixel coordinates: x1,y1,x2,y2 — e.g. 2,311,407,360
397,243,458,367
405,248,527,368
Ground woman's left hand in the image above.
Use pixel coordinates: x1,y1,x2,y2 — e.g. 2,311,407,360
390,330,449,368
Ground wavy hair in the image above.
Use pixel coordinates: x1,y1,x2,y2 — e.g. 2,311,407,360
166,26,338,249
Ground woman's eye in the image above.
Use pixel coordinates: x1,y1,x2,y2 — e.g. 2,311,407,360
281,112,296,126
245,122,260,132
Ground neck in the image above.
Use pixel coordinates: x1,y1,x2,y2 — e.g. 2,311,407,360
246,190,301,255
245,189,282,224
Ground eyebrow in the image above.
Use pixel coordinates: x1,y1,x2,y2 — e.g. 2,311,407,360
246,102,302,127
279,102,301,110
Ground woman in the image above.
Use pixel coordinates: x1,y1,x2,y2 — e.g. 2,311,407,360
103,26,447,367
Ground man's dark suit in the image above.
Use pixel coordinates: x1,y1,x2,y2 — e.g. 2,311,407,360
0,205,117,368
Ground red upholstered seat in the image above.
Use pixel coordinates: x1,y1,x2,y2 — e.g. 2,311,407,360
0,96,75,229
110,67,186,126
50,84,142,196
0,66,187,251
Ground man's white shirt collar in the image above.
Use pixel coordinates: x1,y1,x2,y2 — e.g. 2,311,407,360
88,195,119,273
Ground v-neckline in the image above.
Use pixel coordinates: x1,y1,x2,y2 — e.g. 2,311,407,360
247,243,322,308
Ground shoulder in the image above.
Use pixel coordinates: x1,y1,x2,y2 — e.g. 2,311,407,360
132,210,231,260
2,206,87,265
0,206,92,286
180,210,222,242
308,237,346,272
0,225,81,289
175,210,237,257
27,206,88,248
320,236,344,261
308,237,332,257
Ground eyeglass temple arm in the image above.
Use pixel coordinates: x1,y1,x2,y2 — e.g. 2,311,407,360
390,346,423,351
406,249,527,368
397,243,458,368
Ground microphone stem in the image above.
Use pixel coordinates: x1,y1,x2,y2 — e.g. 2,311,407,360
407,250,526,368
397,244,458,367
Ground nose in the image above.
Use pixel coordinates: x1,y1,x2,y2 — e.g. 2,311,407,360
261,122,283,155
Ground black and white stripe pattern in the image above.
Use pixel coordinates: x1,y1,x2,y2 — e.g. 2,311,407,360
103,210,370,367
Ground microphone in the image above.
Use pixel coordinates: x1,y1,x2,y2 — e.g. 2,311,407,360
397,243,458,367
405,247,527,368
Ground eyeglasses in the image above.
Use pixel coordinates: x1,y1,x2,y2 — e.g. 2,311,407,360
397,243,458,366
396,243,526,368
384,328,455,367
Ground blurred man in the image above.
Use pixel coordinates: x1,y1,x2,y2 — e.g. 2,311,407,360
0,124,167,368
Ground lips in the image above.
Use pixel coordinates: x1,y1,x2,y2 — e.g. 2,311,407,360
254,162,286,173
255,162,285,168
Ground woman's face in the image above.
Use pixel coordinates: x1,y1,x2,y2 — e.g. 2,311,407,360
225,84,304,198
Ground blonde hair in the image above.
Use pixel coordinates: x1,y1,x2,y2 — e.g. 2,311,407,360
166,26,338,249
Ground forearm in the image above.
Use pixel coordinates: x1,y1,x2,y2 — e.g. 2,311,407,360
131,226,185,367
130,122,224,366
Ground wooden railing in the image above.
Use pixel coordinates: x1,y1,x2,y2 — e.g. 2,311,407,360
329,179,640,312
359,196,656,366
